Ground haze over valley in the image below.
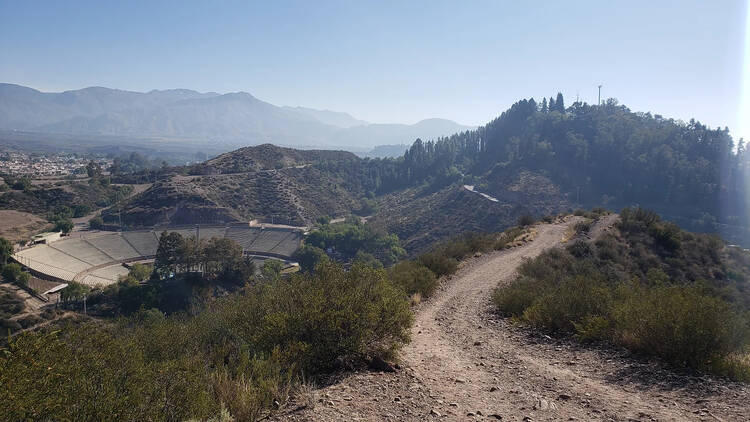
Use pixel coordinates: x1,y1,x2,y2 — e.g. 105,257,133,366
0,83,472,155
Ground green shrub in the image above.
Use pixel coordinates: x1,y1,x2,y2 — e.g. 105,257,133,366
612,282,748,367
0,289,24,317
493,275,544,317
418,252,458,277
521,275,612,333
128,263,153,282
0,318,21,333
0,329,217,421
293,244,329,273
390,260,438,297
493,214,750,377
17,314,42,329
1,263,27,284
89,216,104,230
567,240,594,258
573,220,592,235
0,261,414,421
517,214,535,227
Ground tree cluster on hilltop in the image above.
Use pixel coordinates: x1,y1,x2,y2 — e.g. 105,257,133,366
327,95,747,237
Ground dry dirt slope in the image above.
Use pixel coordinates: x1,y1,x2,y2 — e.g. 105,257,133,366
275,218,750,421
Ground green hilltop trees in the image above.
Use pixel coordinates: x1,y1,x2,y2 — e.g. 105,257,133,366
153,232,255,284
319,95,749,242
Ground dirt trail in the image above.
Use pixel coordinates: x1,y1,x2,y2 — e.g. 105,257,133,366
276,219,750,421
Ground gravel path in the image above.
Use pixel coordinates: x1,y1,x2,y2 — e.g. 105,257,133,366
275,219,750,421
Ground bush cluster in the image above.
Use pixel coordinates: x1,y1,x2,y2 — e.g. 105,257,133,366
0,262,412,421
494,208,750,378
304,218,405,266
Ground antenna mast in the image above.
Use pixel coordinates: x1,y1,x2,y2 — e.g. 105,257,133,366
598,84,603,105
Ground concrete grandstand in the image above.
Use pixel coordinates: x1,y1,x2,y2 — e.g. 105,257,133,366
13,224,303,287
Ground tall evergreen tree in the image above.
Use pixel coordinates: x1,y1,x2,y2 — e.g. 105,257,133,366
548,96,556,111
540,97,548,113
555,92,565,112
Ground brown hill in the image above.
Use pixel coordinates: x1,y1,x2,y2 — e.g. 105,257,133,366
109,164,365,228
198,143,359,174
107,145,571,250
370,171,570,253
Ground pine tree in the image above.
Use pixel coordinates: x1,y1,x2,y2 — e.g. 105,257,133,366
540,97,548,113
555,92,565,112
548,96,555,111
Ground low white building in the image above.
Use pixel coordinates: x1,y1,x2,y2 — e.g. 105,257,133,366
31,231,62,245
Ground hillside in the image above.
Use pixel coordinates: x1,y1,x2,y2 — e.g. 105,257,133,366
352,96,750,246
105,147,368,227
370,174,569,253
100,96,750,249
200,144,360,174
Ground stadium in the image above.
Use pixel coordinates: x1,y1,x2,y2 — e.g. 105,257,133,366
12,224,304,286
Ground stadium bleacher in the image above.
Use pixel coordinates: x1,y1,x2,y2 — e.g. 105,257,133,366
16,245,91,274
247,230,287,251
197,226,228,240
49,238,114,266
270,231,303,257
80,274,117,287
225,227,261,249
86,234,140,261
12,225,302,286
122,231,159,256
90,264,130,281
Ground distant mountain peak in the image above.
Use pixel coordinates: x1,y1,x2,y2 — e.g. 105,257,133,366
0,83,472,149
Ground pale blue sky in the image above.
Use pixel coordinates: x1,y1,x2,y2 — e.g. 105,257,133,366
1,0,748,140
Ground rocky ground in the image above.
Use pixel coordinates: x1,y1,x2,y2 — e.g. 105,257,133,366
272,218,750,421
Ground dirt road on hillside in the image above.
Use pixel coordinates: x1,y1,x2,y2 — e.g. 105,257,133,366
275,219,750,421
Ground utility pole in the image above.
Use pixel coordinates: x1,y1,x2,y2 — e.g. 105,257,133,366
598,84,603,105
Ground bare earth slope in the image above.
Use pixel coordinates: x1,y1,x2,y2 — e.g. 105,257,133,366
276,218,750,421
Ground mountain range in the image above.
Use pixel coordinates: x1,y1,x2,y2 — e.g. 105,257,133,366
0,83,471,151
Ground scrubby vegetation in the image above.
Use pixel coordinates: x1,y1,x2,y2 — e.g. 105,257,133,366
0,262,411,421
1,263,30,285
0,236,32,288
0,287,25,333
153,232,255,284
494,208,750,379
0,177,132,222
1,197,540,420
389,226,527,299
303,218,406,267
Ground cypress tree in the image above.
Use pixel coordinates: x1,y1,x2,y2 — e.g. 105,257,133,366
555,92,565,112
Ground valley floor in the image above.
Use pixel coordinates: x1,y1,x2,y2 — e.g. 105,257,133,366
274,219,750,421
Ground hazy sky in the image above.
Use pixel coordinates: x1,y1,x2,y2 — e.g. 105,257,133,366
1,0,748,140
